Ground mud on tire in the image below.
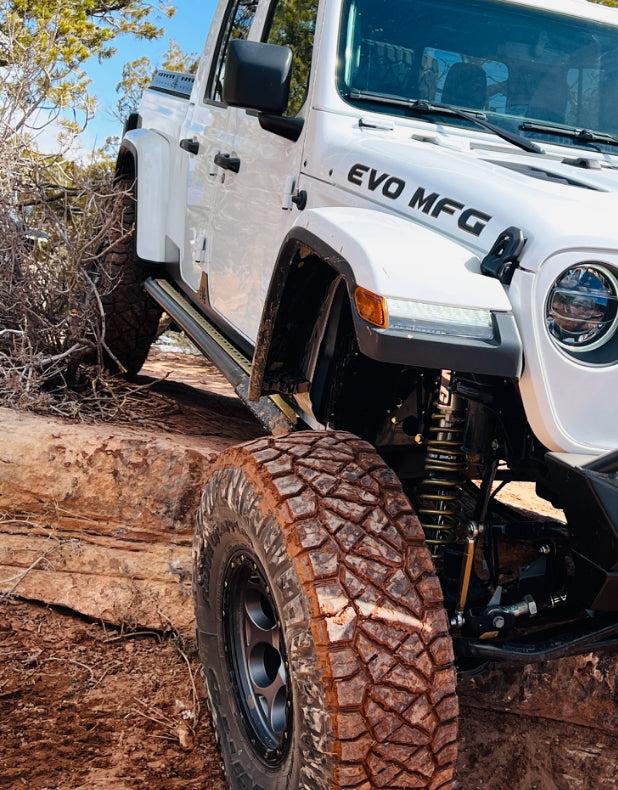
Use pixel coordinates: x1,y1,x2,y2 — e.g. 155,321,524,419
193,431,458,790
94,178,162,377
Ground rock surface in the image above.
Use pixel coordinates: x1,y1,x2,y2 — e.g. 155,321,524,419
0,351,264,631
1,348,617,788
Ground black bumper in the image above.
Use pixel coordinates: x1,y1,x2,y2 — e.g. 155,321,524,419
352,310,523,378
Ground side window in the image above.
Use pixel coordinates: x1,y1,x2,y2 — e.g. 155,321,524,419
208,0,259,102
264,0,318,116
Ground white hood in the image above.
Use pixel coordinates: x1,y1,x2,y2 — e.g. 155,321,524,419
318,122,618,268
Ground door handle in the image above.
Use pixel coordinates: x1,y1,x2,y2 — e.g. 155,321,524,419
180,138,200,155
214,152,241,173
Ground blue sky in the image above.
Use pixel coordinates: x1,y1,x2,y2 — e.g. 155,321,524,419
79,0,218,152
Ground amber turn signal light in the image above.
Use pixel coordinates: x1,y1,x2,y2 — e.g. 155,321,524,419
354,287,387,329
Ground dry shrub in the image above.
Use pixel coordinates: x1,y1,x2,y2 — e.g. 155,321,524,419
0,143,142,417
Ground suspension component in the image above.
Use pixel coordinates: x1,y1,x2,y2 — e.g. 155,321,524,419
452,520,484,628
465,589,569,638
417,374,467,562
452,458,500,628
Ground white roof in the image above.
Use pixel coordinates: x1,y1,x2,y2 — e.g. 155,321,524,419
498,0,618,26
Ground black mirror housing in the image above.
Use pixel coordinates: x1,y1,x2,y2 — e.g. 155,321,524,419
223,39,293,115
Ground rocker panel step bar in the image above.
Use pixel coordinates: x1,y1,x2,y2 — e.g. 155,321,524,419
144,277,296,436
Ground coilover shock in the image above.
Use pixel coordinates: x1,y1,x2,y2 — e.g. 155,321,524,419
417,374,467,562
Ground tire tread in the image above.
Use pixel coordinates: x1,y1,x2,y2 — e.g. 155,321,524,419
196,430,458,790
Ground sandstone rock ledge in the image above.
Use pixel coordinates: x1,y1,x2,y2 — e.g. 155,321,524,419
0,406,224,631
0,350,265,632
1,354,618,779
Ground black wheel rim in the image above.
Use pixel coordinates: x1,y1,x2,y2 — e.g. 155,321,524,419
223,551,291,763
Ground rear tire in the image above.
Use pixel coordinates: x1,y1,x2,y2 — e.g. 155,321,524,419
95,178,162,376
194,430,458,789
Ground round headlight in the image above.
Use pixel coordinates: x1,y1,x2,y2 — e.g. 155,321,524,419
545,264,618,354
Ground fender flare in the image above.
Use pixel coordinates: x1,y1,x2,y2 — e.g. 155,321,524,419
293,207,514,310
250,207,522,399
116,129,174,263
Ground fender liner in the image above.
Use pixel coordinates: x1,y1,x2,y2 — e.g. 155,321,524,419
250,208,522,400
249,229,343,401
116,129,174,264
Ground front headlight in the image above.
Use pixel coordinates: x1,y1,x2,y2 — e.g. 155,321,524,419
385,298,495,340
354,287,496,340
545,264,618,354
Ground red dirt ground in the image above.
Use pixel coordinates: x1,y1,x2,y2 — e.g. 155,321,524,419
2,347,617,790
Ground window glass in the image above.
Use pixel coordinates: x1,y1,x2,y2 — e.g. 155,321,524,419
416,49,508,113
208,0,259,102
337,0,618,149
265,0,319,116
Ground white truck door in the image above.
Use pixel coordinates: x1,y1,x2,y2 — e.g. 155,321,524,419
206,111,304,343
207,0,319,344
179,102,228,293
179,0,261,295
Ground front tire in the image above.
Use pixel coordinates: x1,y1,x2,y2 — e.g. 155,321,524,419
194,431,458,789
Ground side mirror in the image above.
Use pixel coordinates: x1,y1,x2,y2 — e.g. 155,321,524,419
223,39,292,115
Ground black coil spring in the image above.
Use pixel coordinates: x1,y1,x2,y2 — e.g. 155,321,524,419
417,396,467,560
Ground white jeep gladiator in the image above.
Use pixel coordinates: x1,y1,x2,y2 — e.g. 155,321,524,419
104,0,618,787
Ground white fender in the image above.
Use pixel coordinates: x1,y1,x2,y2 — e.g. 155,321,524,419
293,206,513,313
121,128,174,263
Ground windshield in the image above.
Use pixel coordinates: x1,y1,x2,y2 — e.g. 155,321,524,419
338,0,618,152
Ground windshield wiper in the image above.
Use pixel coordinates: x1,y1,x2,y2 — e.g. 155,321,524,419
348,90,544,154
520,121,618,148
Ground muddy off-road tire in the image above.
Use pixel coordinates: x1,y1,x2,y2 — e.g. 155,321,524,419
194,431,458,790
95,178,162,376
